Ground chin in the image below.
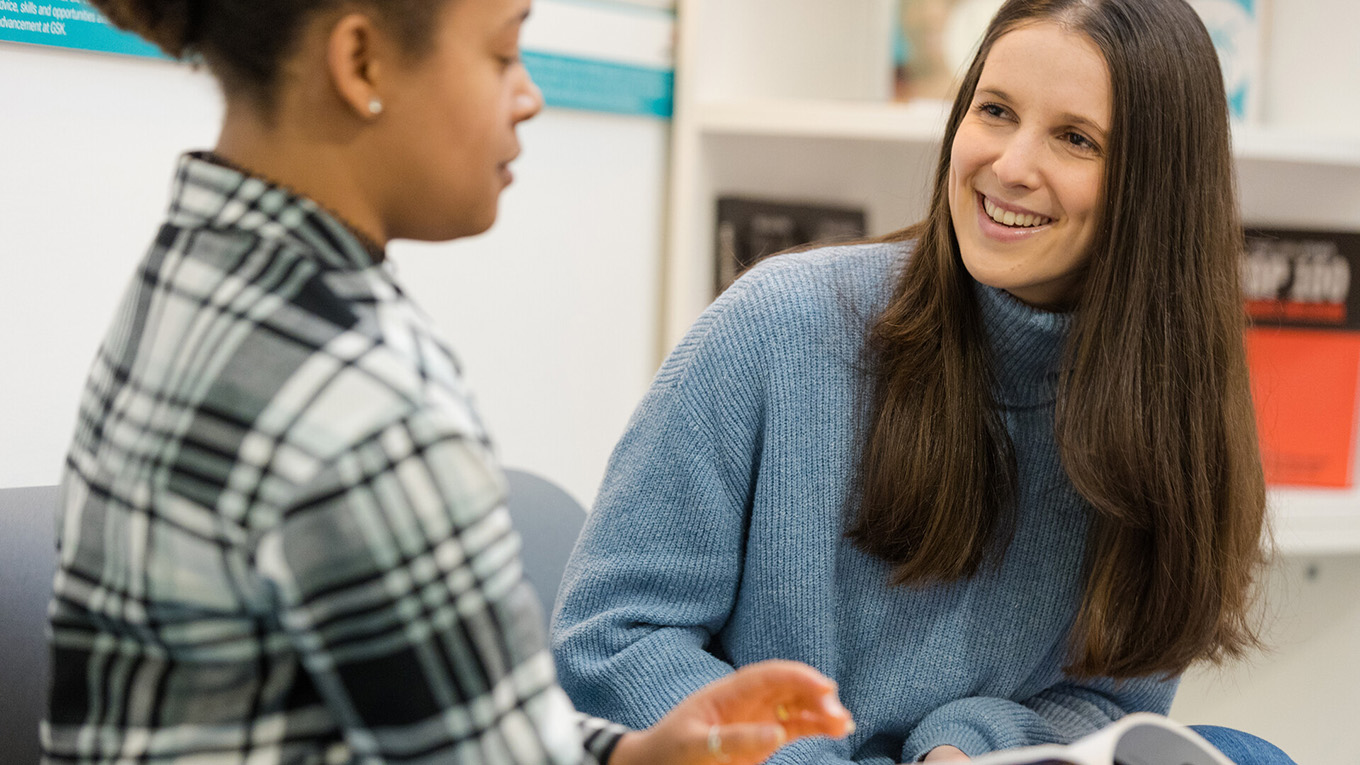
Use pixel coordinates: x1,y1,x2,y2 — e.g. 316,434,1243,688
400,207,499,243
456,199,501,239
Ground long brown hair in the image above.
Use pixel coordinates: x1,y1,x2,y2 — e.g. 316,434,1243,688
848,0,1267,678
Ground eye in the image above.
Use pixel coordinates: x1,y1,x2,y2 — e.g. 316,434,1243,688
975,102,1011,120
1062,131,1101,154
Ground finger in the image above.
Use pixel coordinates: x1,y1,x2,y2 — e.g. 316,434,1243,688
922,744,972,762
704,662,853,737
923,750,971,762
779,706,857,740
725,660,838,699
706,723,788,765
717,661,846,711
746,698,852,735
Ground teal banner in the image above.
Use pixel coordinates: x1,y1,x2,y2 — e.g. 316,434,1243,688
0,0,163,58
0,1,675,119
524,50,673,119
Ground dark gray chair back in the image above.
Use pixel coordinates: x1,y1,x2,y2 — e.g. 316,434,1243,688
1,485,60,765
502,468,588,625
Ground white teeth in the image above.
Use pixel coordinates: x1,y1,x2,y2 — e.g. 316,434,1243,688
982,197,1051,228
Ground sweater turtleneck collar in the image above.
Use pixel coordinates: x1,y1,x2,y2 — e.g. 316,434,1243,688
972,279,1072,408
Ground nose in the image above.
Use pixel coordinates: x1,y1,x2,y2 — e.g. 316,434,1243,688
991,129,1043,190
514,67,544,124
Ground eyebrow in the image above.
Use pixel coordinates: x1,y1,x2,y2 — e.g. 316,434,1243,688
976,87,1109,137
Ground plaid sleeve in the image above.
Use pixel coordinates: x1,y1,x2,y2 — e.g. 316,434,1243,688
577,713,630,764
255,407,611,764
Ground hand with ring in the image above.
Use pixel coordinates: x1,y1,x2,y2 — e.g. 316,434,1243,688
609,659,854,765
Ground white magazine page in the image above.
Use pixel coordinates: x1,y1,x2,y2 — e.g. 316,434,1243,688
1104,716,1234,765
965,714,1234,765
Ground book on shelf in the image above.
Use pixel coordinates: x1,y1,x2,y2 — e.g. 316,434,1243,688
1186,0,1264,123
714,197,866,294
891,0,1004,104
1243,227,1360,488
967,713,1233,765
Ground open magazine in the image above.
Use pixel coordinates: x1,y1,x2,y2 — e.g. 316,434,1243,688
968,713,1234,765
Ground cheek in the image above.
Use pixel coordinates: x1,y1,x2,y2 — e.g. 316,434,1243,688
1069,169,1103,219
949,146,968,194
946,165,969,230
1068,181,1104,265
947,144,971,211
949,125,987,181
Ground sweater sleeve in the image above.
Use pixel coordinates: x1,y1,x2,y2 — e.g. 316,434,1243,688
550,275,768,728
900,675,1179,762
550,266,876,765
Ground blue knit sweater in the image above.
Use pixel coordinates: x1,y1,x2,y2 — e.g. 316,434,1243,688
551,242,1176,764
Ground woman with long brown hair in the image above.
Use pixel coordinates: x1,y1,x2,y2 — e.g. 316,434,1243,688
552,0,1292,762
42,0,857,763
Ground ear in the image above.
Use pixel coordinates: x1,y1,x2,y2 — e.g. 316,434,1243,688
326,13,388,119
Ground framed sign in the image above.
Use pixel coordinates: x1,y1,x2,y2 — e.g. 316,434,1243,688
0,0,676,118
0,0,162,58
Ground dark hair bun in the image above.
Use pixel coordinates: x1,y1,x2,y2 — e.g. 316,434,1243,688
88,0,199,57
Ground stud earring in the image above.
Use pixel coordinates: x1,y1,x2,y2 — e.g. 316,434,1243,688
368,97,384,116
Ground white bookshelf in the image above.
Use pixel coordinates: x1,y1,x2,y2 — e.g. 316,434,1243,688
1232,125,1360,168
1272,487,1360,554
664,0,1360,554
694,98,950,142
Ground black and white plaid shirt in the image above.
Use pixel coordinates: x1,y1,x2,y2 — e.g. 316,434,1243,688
44,154,627,764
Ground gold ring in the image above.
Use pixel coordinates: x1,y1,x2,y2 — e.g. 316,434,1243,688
708,724,730,762
775,704,790,722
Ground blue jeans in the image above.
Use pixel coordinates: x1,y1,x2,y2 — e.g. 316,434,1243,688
1190,726,1297,765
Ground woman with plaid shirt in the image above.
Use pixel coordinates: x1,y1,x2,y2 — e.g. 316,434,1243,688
43,0,854,763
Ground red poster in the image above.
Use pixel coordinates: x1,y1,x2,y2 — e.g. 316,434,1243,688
1245,328,1360,487
1243,229,1360,488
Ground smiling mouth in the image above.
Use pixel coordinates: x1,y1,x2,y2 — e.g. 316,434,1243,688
982,195,1053,228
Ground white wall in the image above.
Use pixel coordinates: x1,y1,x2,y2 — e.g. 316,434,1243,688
0,41,665,506
1172,554,1360,763
392,112,667,505
0,47,217,491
